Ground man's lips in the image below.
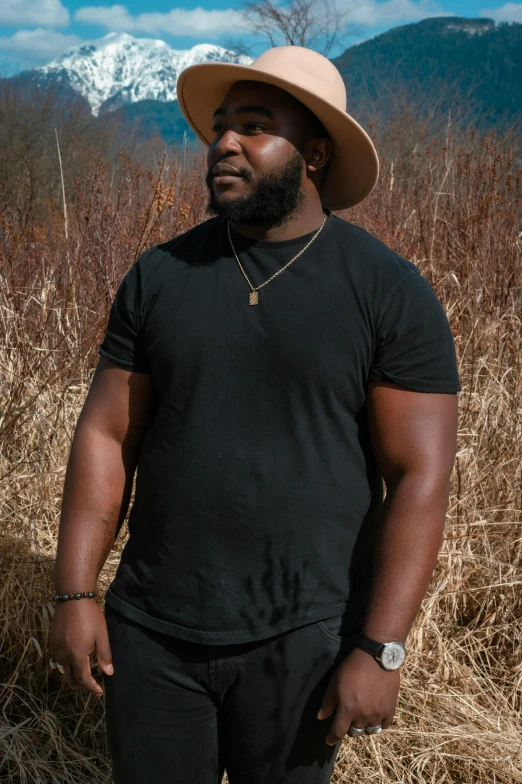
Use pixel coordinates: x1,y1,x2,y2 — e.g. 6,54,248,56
214,174,243,185
211,164,245,186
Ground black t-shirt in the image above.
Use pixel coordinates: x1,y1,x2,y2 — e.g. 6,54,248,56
98,213,461,644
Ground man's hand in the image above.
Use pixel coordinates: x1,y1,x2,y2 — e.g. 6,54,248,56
50,601,114,696
316,647,400,745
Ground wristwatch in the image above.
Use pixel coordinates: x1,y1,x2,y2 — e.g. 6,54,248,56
353,634,407,671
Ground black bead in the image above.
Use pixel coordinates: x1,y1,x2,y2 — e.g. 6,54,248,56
87,592,96,599
52,594,60,601
61,594,69,601
74,593,82,600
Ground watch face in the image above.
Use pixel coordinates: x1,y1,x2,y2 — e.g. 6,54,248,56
381,642,406,670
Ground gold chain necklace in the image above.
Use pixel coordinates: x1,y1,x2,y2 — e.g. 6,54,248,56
227,213,327,306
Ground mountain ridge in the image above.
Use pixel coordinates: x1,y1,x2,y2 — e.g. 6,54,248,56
333,16,522,129
35,32,252,116
5,17,522,146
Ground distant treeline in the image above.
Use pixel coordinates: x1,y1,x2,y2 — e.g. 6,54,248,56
334,17,522,134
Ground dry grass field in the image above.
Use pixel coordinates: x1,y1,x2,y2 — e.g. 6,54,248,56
1,130,521,783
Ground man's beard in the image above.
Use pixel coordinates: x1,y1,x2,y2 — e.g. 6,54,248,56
206,150,305,228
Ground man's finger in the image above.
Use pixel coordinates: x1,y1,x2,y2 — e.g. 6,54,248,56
317,685,337,720
70,653,104,696
63,664,75,689
95,628,114,676
381,695,398,729
325,707,354,746
381,713,395,730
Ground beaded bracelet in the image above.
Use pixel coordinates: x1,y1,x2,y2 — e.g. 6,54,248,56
51,591,97,602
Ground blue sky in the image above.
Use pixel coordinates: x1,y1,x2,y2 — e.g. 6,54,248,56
0,0,521,72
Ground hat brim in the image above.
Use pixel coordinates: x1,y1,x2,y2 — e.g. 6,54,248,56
176,62,379,210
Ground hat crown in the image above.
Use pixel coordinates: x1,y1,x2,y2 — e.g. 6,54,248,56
250,46,347,113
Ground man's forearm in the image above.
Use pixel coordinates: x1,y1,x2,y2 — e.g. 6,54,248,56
54,424,136,592
361,473,451,643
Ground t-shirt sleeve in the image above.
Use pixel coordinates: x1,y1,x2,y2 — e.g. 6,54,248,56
98,261,151,373
368,270,461,393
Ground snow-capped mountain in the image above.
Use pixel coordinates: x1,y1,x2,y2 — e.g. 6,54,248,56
36,32,252,116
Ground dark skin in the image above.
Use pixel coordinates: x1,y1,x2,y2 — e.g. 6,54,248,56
51,360,156,694
318,381,457,742
51,81,458,748
207,80,331,240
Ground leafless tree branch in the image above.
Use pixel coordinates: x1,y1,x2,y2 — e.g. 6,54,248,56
232,0,359,57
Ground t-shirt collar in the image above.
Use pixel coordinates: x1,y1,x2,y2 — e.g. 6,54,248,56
226,210,334,251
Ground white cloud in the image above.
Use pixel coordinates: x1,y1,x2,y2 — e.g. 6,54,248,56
345,0,450,26
75,0,451,37
480,2,522,22
0,0,69,28
75,4,242,37
0,28,81,64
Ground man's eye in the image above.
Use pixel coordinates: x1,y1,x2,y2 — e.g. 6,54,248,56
246,123,265,131
211,124,225,134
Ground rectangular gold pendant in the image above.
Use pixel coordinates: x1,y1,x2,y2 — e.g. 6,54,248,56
249,291,259,306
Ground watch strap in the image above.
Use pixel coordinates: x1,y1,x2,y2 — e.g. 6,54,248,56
353,633,385,659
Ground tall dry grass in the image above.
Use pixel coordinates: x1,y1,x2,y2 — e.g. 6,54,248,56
1,130,521,783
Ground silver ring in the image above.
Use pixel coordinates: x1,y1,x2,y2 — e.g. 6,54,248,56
365,725,383,735
348,725,366,737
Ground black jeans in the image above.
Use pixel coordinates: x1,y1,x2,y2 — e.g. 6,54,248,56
103,603,363,784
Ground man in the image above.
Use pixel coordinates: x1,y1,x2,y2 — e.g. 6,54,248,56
50,46,460,783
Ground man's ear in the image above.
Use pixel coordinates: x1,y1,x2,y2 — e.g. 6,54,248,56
305,138,332,173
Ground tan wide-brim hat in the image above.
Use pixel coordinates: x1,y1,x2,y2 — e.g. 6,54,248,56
176,45,379,210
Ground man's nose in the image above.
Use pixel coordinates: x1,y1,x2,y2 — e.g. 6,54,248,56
210,128,242,159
